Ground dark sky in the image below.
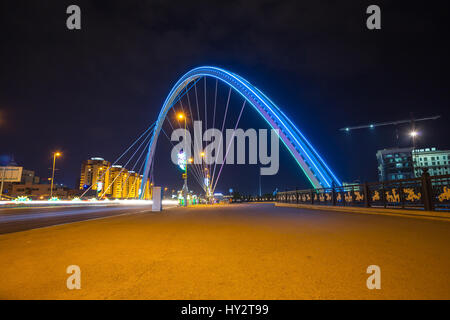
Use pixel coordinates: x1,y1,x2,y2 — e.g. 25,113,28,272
0,0,448,194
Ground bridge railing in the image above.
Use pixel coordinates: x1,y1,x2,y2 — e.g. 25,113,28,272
275,170,450,211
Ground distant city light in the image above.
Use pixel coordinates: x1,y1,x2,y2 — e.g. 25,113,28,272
410,131,418,137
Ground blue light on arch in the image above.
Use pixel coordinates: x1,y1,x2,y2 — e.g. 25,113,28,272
139,66,341,197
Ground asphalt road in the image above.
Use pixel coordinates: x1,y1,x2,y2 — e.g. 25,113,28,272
0,205,154,234
0,203,449,299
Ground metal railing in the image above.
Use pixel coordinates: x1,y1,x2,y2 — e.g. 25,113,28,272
275,170,450,211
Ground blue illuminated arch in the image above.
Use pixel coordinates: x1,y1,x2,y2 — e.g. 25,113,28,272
139,66,341,197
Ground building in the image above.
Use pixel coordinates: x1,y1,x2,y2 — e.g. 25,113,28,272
21,169,40,184
126,171,141,198
79,157,111,193
412,148,450,177
108,167,149,199
1,159,42,199
79,158,152,199
108,165,128,198
376,147,414,182
377,147,450,182
11,182,69,199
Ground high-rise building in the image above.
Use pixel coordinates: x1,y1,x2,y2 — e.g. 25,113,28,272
376,147,414,181
412,148,450,177
109,165,128,199
79,158,152,200
376,147,450,182
126,171,139,198
79,157,111,194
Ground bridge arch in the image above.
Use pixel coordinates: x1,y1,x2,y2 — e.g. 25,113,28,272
139,66,341,197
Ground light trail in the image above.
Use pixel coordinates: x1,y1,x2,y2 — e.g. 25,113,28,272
0,199,179,207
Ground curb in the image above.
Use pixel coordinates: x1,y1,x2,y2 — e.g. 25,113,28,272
275,203,450,222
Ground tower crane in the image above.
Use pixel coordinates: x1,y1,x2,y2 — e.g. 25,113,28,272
339,115,441,148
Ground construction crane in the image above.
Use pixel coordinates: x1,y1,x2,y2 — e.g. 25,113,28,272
339,115,441,148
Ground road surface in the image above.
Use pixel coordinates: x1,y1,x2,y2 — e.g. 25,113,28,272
0,205,154,234
0,203,449,299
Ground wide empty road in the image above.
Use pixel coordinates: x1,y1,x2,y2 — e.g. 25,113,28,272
0,203,449,299
0,205,154,234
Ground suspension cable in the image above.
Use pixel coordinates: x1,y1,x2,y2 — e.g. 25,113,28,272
210,78,218,193
100,128,154,198
80,122,155,198
121,134,153,199
212,99,247,194
185,85,206,188
210,87,232,192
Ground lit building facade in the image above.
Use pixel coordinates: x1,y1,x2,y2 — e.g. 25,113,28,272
79,157,111,194
109,165,127,198
412,148,450,177
79,158,152,199
126,171,140,198
376,147,414,182
377,147,450,182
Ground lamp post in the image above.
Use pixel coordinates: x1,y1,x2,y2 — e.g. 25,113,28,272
177,113,189,206
410,130,418,149
200,152,211,202
50,152,61,199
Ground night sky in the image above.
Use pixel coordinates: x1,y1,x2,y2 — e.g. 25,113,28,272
0,1,448,195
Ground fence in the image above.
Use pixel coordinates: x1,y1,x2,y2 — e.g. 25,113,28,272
275,170,450,211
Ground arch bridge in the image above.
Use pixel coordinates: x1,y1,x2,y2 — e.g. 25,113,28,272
139,66,341,198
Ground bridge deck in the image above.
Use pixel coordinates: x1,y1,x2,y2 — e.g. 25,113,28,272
0,203,449,299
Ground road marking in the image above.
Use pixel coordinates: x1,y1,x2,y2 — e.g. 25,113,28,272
0,206,180,234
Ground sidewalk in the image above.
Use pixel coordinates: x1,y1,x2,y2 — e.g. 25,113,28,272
275,203,450,221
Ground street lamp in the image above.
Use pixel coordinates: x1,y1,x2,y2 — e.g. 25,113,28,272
50,152,61,199
177,113,188,206
200,151,212,202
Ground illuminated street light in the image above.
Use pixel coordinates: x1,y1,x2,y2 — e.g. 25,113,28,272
410,131,418,149
50,152,62,199
177,112,188,206
200,151,205,157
